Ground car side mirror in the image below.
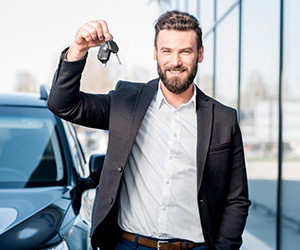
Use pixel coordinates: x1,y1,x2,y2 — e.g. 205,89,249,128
79,154,105,190
89,154,105,183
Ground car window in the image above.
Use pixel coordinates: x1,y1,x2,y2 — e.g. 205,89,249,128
63,122,88,178
0,107,67,188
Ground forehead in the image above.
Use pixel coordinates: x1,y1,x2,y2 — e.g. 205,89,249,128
156,29,197,48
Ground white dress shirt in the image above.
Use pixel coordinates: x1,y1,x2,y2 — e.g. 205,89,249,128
118,81,204,243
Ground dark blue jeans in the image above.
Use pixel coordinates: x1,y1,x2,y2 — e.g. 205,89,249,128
115,238,207,250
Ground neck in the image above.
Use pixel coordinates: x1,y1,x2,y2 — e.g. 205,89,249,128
160,82,195,108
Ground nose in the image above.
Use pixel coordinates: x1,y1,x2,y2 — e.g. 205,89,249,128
170,52,182,67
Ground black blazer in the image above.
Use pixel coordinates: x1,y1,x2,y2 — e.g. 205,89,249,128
48,51,251,250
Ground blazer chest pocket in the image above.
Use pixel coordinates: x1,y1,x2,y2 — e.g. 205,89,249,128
209,141,231,154
205,141,231,192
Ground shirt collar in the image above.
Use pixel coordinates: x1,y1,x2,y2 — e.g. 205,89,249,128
154,81,196,113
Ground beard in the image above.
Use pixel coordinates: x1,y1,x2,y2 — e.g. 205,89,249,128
157,58,198,95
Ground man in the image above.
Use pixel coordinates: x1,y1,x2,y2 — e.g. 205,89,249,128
48,10,251,250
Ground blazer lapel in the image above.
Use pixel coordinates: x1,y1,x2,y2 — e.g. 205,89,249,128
196,87,213,191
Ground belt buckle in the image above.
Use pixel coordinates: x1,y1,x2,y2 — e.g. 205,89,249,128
157,240,169,250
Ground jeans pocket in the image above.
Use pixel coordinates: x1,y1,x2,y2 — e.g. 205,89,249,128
115,239,136,250
192,245,207,250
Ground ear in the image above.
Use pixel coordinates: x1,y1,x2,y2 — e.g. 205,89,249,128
198,46,204,63
153,46,158,61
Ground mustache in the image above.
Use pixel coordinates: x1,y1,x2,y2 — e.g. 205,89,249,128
165,66,187,71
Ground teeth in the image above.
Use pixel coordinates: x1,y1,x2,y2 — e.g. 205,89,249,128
170,70,182,73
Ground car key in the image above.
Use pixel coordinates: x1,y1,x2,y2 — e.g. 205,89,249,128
107,40,122,65
97,42,111,66
97,40,121,66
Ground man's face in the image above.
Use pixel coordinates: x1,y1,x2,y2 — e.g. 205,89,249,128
154,29,204,94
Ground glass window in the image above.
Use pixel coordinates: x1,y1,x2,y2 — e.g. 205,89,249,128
198,34,214,97
281,0,300,249
240,0,280,249
187,0,200,18
63,122,88,178
0,107,66,188
200,0,215,34
217,0,239,20
215,5,239,108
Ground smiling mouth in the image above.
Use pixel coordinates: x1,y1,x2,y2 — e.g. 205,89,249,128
167,67,186,75
169,70,184,74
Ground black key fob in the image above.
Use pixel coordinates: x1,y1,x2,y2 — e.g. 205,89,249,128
97,42,111,65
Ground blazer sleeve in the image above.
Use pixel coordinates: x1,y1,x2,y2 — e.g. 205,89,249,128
47,49,112,130
214,110,251,249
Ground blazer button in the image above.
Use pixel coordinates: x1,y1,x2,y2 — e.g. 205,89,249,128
199,199,205,203
108,197,114,204
117,166,123,173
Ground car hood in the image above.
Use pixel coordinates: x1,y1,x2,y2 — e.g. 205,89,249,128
0,186,73,249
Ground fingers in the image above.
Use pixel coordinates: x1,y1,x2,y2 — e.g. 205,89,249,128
78,20,112,44
98,20,112,41
68,19,113,61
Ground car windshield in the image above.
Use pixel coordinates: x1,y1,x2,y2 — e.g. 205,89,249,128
0,106,66,188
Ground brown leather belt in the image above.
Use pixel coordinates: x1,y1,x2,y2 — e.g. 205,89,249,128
120,231,205,250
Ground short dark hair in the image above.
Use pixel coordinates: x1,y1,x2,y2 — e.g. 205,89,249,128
154,10,203,50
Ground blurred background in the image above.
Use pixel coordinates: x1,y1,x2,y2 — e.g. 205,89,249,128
1,0,300,250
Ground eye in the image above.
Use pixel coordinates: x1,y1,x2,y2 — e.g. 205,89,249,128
162,49,170,53
183,50,192,54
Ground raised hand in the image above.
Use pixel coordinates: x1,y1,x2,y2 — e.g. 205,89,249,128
66,20,112,61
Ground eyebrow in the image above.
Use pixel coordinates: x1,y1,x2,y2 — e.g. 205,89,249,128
160,46,170,51
160,46,194,51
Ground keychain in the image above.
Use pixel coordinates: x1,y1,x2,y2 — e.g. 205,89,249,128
97,40,121,66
